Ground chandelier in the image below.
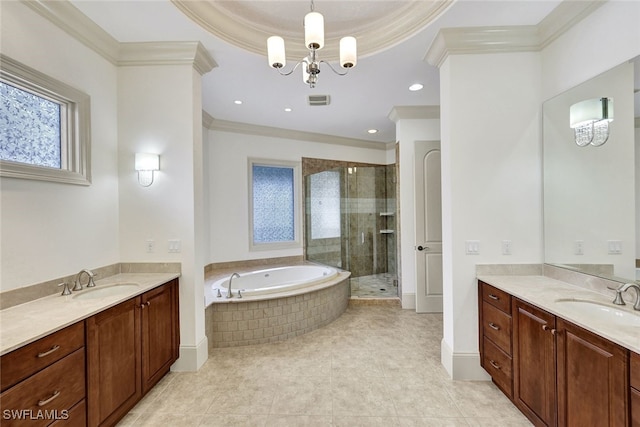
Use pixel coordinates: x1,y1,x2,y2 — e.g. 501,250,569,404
266,0,357,88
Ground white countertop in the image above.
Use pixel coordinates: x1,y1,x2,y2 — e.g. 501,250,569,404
0,273,180,356
477,275,640,354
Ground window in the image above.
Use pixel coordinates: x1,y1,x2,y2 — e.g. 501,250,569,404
0,54,91,185
249,159,300,250
309,170,341,239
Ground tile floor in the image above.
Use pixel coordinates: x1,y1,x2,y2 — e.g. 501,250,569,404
118,303,532,426
350,274,398,298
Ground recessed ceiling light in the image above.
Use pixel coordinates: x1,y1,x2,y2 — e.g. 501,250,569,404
284,107,292,112
409,83,424,92
234,100,243,105
367,129,378,134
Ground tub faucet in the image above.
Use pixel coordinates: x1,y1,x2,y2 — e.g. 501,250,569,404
73,269,96,291
226,273,240,298
612,283,640,310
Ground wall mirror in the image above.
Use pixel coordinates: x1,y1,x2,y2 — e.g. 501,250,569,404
543,55,639,284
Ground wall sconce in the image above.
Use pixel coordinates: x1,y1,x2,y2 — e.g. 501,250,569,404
135,153,159,187
569,97,614,147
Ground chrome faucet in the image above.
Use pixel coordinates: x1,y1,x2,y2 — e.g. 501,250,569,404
73,269,96,291
612,283,640,310
226,273,240,299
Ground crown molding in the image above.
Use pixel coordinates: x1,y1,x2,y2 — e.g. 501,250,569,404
21,1,217,75
203,117,389,150
118,42,217,75
22,0,120,64
171,0,453,62
388,106,440,123
425,0,606,68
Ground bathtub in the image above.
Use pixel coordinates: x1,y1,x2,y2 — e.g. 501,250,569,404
211,265,338,297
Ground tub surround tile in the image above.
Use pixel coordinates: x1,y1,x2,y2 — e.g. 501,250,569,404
205,256,304,277
0,272,180,355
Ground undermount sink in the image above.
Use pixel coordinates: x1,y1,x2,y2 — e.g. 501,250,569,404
72,283,140,300
554,298,640,327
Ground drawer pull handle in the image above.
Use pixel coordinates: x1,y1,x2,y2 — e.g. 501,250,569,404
488,322,500,331
489,360,501,370
37,345,60,358
37,390,60,407
488,294,500,300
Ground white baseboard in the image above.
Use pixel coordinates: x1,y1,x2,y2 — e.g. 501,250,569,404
401,292,416,309
171,335,208,372
441,338,491,380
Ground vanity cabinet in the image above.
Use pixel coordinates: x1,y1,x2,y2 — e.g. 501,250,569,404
86,278,179,426
630,352,639,427
512,299,556,427
555,318,628,427
0,323,87,426
478,282,513,398
478,281,631,427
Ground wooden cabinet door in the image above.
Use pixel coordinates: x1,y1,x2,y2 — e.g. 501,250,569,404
86,297,142,427
512,299,556,427
556,318,628,427
141,279,179,394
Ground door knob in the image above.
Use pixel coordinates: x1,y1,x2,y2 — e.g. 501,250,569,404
417,245,429,251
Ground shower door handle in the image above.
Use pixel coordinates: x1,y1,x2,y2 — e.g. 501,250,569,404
361,232,365,244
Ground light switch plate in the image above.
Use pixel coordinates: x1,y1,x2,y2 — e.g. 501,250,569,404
465,240,480,255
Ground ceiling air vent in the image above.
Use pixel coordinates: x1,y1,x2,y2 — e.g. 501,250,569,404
308,94,330,106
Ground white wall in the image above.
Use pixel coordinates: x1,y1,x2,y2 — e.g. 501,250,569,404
439,52,543,379
118,65,207,370
541,1,640,100
0,2,119,291
207,129,388,263
395,119,441,309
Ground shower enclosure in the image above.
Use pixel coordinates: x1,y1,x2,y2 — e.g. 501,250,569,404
304,164,397,297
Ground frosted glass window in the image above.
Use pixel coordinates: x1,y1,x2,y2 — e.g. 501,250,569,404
0,81,62,168
0,54,91,185
310,171,341,239
252,164,295,243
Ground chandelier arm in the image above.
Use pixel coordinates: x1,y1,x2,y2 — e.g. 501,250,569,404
319,60,349,76
275,60,305,77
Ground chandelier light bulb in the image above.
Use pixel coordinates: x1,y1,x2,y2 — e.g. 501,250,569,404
267,36,286,68
304,11,324,50
340,37,357,68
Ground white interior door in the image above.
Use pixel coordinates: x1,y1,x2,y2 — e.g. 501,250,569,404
415,140,443,313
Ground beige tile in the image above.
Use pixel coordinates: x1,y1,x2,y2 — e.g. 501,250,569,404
332,378,397,417
132,412,203,426
333,415,400,426
443,381,524,419
392,387,464,418
265,415,333,426
270,383,333,415
198,414,268,426
206,386,275,415
396,417,470,426
115,412,141,426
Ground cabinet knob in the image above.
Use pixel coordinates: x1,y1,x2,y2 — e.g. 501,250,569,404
542,325,558,335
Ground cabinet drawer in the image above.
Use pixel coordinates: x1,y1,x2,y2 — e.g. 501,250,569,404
481,282,511,314
49,399,86,427
483,336,513,398
1,322,85,392
632,351,640,390
482,301,512,355
0,348,85,427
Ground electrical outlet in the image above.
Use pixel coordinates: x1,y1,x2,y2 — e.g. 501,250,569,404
465,240,480,255
607,240,622,254
574,240,584,255
146,239,155,253
168,239,181,253
502,240,512,255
